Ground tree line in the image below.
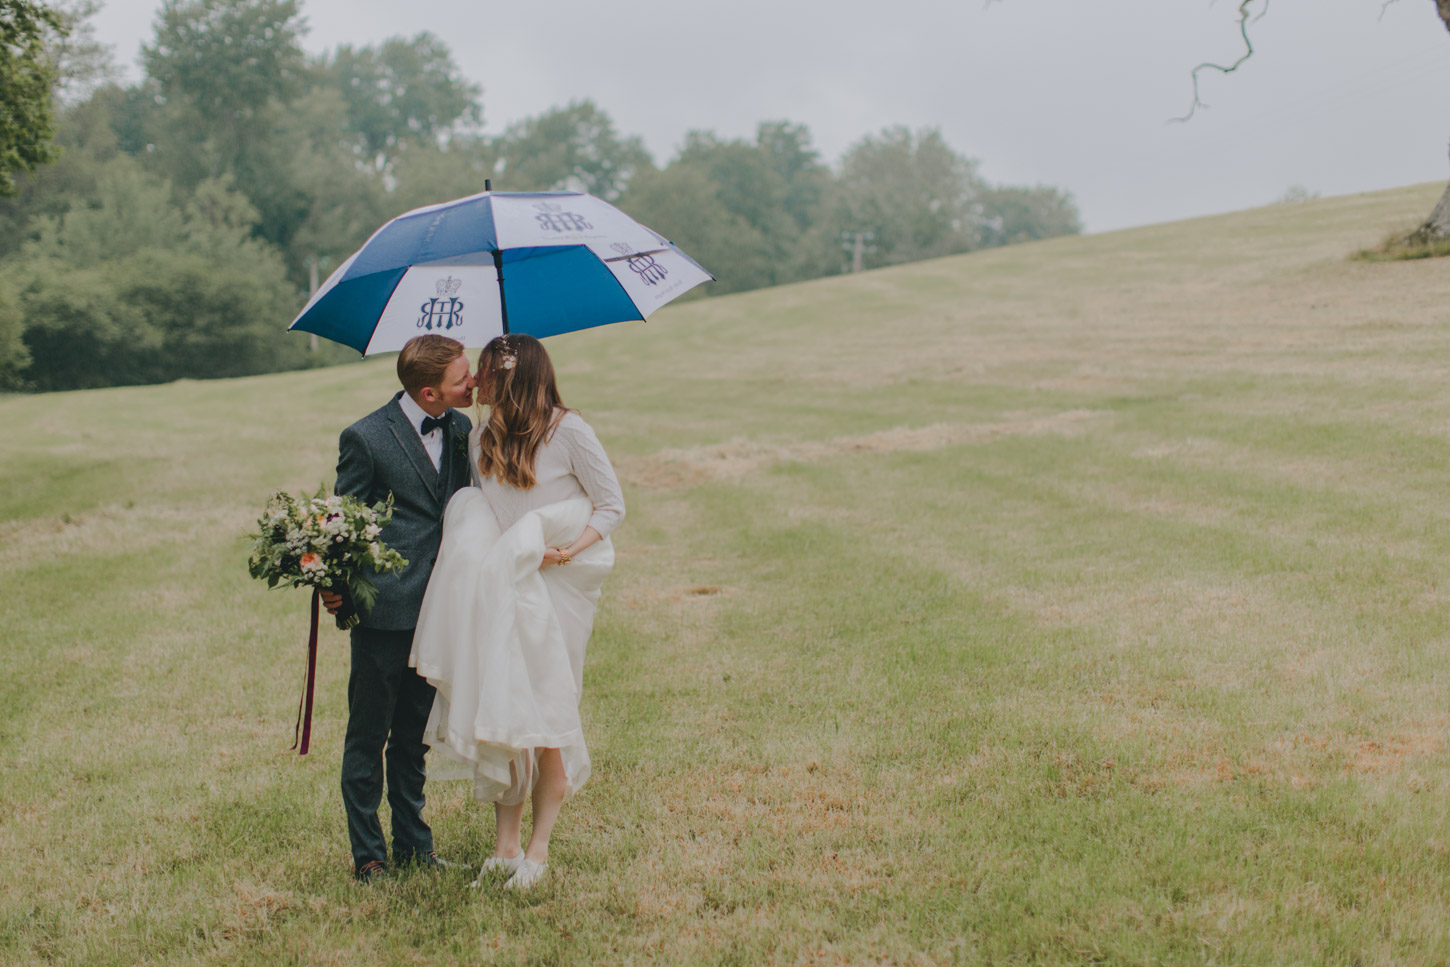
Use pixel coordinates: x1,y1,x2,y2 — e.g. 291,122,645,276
0,0,1081,393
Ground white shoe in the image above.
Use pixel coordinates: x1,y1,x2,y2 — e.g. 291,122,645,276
502,858,548,891
469,853,523,887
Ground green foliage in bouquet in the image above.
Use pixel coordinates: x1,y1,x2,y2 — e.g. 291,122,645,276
246,486,407,626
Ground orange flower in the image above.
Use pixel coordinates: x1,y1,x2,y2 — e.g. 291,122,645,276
300,552,322,569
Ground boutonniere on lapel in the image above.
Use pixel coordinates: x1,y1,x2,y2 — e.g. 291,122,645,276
453,427,470,461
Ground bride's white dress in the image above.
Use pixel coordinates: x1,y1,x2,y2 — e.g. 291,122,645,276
409,412,624,805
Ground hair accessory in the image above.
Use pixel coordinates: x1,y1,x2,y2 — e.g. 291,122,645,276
496,336,518,371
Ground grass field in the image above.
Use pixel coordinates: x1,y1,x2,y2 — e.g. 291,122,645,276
5,183,1450,965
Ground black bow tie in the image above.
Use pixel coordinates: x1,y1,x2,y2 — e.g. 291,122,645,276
420,414,449,436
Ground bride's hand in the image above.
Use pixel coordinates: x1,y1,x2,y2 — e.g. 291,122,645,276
540,547,567,569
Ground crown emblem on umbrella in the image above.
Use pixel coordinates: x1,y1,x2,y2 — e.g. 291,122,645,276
435,276,463,297
532,201,563,213
609,242,634,256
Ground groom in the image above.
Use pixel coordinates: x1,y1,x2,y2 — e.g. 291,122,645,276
320,333,475,882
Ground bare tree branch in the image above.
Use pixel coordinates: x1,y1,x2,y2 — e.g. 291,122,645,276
1172,0,1270,123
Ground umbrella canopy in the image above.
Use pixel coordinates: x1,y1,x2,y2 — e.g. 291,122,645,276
288,189,714,356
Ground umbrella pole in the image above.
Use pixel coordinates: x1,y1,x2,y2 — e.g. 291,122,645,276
485,179,509,334
492,249,510,335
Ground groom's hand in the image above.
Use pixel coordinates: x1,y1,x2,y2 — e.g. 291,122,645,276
320,590,344,614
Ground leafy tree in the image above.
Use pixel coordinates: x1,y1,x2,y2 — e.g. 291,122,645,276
752,121,841,281
0,86,122,257
2,140,313,390
23,157,188,265
46,0,117,104
113,248,303,380
673,130,794,246
6,256,156,390
325,33,482,172
387,134,495,212
251,84,391,288
494,100,651,200
0,277,27,388
835,126,986,269
8,247,305,391
624,122,840,290
619,162,774,296
229,104,340,257
22,154,295,276
756,121,831,232
0,0,65,196
976,184,1082,248
96,78,165,156
142,0,307,177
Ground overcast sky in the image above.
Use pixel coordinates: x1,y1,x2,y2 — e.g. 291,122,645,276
89,0,1450,233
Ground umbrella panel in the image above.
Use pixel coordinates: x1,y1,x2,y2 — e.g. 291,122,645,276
362,263,505,356
599,246,714,318
499,246,642,340
293,266,407,354
348,193,499,278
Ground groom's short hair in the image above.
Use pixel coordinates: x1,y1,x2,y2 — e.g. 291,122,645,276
397,335,465,395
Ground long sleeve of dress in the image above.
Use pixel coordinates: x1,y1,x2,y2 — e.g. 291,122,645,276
556,414,626,539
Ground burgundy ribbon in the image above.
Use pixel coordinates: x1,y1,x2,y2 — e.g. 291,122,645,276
291,588,321,755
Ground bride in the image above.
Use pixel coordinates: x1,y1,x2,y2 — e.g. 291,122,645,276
410,333,624,891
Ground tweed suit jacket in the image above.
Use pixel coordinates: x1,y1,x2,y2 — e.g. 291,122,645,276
334,391,473,630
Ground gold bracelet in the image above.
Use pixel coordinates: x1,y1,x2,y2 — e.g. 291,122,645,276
555,548,572,566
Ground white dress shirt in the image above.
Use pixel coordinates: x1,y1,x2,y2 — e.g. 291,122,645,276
397,391,444,471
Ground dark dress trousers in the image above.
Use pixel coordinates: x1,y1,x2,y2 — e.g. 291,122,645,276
333,392,472,872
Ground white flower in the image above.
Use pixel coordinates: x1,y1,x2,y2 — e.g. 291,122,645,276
364,523,381,540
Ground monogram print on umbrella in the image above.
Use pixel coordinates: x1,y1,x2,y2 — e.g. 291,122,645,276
610,242,669,286
533,201,594,232
418,276,464,331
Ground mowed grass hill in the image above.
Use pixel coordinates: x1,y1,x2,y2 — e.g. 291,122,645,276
5,182,1450,966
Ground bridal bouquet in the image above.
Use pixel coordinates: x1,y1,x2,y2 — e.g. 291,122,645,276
247,487,407,630
248,487,407,755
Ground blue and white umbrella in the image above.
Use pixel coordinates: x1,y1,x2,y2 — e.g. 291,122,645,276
288,189,714,355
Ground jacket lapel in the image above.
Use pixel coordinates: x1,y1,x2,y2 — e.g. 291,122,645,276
444,411,471,492
434,422,454,501
385,398,442,505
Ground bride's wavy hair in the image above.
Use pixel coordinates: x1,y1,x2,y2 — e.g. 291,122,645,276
474,334,569,489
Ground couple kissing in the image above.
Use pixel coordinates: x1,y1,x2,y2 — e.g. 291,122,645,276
321,332,623,891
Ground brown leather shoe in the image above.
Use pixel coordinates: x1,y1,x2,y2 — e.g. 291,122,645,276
354,859,388,884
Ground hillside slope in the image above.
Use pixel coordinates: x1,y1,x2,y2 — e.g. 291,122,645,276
4,182,1450,966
